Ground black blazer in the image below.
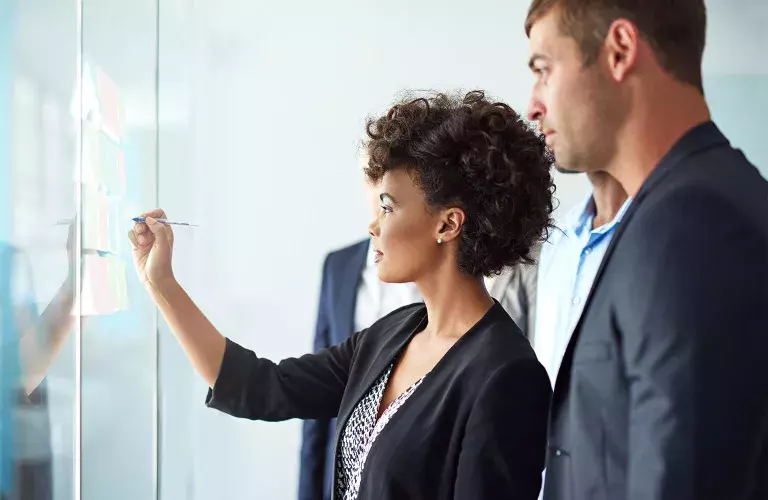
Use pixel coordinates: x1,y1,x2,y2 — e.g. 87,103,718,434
299,239,369,500
208,301,551,500
544,122,768,500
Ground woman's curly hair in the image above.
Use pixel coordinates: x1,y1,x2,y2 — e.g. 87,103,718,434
365,90,555,276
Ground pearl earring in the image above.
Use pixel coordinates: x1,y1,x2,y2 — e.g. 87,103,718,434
437,237,443,244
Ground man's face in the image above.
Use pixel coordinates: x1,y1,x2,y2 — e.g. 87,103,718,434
526,6,623,173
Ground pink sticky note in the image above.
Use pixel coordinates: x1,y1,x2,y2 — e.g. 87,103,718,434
97,68,122,142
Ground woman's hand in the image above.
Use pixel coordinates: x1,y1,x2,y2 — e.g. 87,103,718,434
128,208,226,388
128,208,176,290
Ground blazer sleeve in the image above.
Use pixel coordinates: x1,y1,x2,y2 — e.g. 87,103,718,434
299,255,334,500
497,255,539,340
621,189,768,499
496,270,527,337
454,357,552,499
205,325,362,422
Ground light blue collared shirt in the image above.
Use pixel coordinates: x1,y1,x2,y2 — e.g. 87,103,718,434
533,194,632,385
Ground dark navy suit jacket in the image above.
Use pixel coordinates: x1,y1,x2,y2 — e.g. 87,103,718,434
544,122,768,500
298,239,369,500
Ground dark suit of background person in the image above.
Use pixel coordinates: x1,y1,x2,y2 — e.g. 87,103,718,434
299,239,540,500
543,123,768,500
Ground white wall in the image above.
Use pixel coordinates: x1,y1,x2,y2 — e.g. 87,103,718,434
156,0,767,499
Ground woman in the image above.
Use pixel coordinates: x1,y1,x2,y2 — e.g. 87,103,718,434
129,90,554,499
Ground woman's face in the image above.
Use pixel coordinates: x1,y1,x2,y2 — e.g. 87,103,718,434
368,169,447,283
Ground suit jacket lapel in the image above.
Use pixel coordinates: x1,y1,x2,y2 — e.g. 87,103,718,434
550,199,639,413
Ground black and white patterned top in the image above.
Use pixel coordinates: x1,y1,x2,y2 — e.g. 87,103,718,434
335,363,426,500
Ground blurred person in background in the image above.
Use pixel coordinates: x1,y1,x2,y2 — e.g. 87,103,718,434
131,90,555,499
525,0,768,498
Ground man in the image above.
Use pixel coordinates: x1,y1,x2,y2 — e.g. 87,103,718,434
525,1,768,499
534,171,628,385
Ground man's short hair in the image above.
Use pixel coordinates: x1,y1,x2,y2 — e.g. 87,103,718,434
525,0,707,93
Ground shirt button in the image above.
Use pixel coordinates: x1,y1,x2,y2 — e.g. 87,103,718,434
584,247,592,255
555,449,563,457
573,297,582,305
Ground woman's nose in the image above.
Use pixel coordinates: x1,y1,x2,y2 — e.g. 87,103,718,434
368,217,379,238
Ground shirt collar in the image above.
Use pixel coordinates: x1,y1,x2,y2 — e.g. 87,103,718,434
562,194,596,237
563,192,632,238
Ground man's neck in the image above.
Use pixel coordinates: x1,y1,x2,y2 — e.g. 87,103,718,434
588,171,629,229
607,83,711,196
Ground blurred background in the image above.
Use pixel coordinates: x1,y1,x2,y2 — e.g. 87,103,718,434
0,0,765,498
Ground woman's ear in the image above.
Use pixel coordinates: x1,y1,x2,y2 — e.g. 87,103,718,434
437,208,465,243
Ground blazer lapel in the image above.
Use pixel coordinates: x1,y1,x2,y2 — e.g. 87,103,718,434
330,304,428,500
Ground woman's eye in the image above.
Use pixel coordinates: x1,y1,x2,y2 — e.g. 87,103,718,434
381,205,393,214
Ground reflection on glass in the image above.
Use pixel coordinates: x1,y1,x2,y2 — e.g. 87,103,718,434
0,231,77,500
2,0,79,499
79,0,158,498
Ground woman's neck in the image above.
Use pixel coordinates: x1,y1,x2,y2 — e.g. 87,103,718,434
415,265,494,339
